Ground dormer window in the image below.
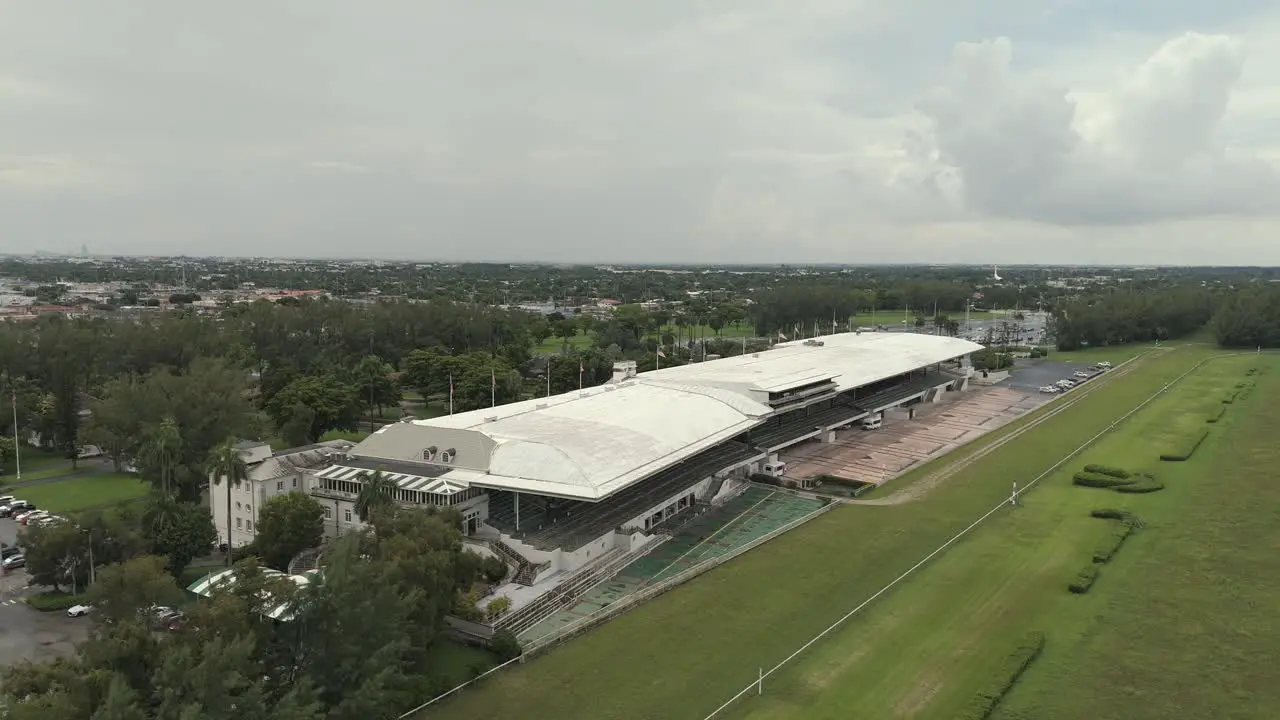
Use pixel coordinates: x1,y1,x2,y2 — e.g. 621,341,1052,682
439,448,456,463
423,446,437,461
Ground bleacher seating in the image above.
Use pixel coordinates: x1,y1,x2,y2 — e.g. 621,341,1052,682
749,400,865,449
486,490,549,534
515,441,760,551
851,372,948,413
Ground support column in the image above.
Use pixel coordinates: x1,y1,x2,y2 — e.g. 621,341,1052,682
514,492,520,531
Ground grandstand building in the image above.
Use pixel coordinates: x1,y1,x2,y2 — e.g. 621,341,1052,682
301,332,981,592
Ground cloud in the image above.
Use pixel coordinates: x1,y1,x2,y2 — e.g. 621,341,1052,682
916,32,1280,225
1,1,1280,261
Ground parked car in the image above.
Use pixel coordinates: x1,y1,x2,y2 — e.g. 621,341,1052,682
18,510,48,525
1073,371,1090,378
0,500,33,518
0,495,14,507
67,603,95,618
2,553,25,569
1,545,22,561
1097,361,1112,369
1038,385,1059,394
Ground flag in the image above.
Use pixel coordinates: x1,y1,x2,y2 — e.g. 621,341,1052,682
491,368,496,408
657,348,665,358
777,331,787,341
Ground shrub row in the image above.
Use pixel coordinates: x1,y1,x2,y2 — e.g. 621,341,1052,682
1113,476,1165,493
1082,464,1130,479
1222,391,1238,404
957,632,1047,720
1206,407,1227,424
1159,430,1209,461
1068,564,1099,594
26,591,86,612
1089,508,1130,520
1091,520,1136,563
1073,471,1132,488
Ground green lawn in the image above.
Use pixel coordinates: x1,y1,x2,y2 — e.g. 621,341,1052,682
722,351,1261,719
424,346,1224,720
19,473,150,513
1,463,84,486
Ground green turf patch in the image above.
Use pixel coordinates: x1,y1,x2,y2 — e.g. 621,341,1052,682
959,632,1046,719
18,473,149,512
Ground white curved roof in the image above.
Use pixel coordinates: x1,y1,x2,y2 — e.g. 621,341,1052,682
348,332,979,501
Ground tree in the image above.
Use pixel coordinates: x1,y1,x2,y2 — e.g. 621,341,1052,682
279,402,316,449
207,438,248,566
0,435,14,474
20,522,87,592
267,375,359,443
85,554,186,623
253,492,325,571
353,354,398,427
141,500,217,577
354,469,396,530
90,675,147,720
137,417,182,496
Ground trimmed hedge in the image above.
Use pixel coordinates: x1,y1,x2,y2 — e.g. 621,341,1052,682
1068,564,1099,594
1092,522,1135,563
26,591,86,612
1082,464,1130,479
1206,407,1227,423
1114,476,1164,493
1073,471,1132,488
1159,430,1209,461
957,632,1046,720
1089,508,1129,520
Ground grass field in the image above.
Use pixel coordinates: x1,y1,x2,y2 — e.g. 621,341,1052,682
18,473,149,512
425,346,1248,720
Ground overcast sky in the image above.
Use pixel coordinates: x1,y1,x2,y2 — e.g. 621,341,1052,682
2,1,1279,264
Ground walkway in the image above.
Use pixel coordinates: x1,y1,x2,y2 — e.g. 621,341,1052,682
518,488,825,643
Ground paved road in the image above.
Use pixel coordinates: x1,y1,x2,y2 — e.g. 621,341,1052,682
0,518,89,669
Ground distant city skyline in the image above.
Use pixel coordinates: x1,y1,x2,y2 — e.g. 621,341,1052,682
3,2,1280,264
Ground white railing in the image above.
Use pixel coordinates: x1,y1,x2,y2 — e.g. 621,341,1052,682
522,501,836,656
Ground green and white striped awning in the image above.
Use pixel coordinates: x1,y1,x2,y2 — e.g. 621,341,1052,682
314,464,468,495
186,567,321,621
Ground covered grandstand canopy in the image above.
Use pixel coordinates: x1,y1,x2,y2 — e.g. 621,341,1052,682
342,332,981,502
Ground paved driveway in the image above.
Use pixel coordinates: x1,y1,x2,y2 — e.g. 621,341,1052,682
0,518,89,668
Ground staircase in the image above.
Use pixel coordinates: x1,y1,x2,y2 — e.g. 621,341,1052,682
701,476,726,504
487,538,548,587
497,536,670,637
287,543,325,575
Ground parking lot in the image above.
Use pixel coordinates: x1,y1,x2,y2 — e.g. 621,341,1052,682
1005,359,1104,392
0,518,89,667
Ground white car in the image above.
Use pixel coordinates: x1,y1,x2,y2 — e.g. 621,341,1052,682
67,603,95,617
1056,379,1075,388
1038,385,1059,394
1097,361,1112,368
1073,371,1089,378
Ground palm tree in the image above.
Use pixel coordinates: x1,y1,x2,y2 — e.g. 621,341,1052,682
207,438,248,567
354,468,397,531
138,417,183,496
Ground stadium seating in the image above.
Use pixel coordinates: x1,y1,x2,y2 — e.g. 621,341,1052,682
851,371,948,413
749,400,865,449
515,442,761,551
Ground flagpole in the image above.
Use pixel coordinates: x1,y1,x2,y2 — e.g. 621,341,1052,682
546,359,551,397
10,392,20,480
448,374,454,415
491,369,496,408
578,362,583,391
656,343,661,370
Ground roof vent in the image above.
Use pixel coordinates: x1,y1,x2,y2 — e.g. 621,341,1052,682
535,403,548,409
484,415,498,422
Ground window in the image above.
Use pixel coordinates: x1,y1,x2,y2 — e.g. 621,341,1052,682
235,502,241,511
276,481,284,491
324,506,332,519
236,518,242,528
291,477,297,488
247,521,253,530
344,509,352,523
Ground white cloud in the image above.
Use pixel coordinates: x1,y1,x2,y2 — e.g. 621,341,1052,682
1,1,1279,261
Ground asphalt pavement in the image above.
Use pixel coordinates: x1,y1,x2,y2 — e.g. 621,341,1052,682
0,518,89,668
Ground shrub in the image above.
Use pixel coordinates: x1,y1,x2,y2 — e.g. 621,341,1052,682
489,629,523,661
485,596,512,622
1159,430,1209,461
25,590,85,612
1073,471,1133,489
1068,564,1099,594
957,632,1046,720
749,473,780,486
1092,523,1134,563
1089,508,1129,520
1206,407,1227,423
481,555,509,584
1114,476,1164,493
1082,464,1130,479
